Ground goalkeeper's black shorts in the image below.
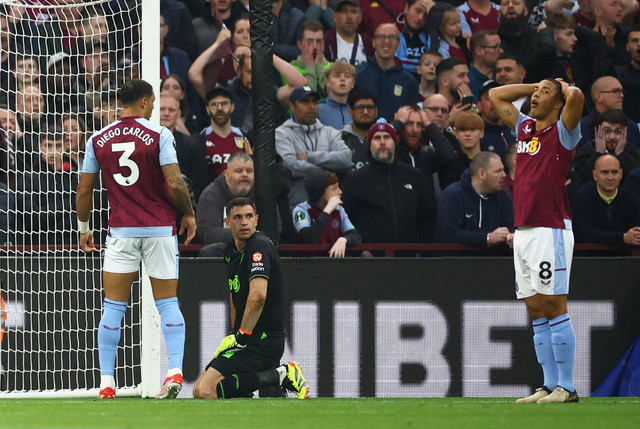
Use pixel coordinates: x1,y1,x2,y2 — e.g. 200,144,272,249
206,334,285,376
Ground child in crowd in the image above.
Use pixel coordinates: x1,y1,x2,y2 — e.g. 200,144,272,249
292,170,361,257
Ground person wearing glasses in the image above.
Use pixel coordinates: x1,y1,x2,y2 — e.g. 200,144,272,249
468,30,502,102
573,109,640,185
355,23,419,121
579,76,640,149
340,88,380,170
200,87,246,184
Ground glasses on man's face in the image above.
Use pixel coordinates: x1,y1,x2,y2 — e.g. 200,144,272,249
373,34,400,41
352,104,377,112
209,100,231,109
424,106,449,114
600,88,625,96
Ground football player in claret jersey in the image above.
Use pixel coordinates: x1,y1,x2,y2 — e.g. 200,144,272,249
489,78,584,403
193,197,309,399
76,79,197,399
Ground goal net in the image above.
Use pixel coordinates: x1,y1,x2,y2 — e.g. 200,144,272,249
0,0,157,397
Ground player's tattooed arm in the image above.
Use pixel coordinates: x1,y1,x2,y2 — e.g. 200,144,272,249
162,163,195,216
488,84,534,130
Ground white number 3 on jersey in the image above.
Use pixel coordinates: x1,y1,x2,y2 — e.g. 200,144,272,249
112,142,140,186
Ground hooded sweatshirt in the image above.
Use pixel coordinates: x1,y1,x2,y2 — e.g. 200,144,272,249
435,169,514,246
275,118,352,208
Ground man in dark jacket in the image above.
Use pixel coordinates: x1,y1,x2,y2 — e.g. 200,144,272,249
571,154,640,246
435,152,514,247
394,104,455,210
342,122,436,244
196,152,255,255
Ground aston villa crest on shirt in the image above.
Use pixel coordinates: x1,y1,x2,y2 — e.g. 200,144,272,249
393,85,403,96
234,136,244,149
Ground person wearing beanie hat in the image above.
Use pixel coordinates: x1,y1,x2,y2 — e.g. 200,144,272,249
291,170,362,257
341,122,437,247
367,122,399,146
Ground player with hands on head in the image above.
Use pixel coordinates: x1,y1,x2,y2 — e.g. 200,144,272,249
489,77,585,404
193,198,310,400
76,78,196,400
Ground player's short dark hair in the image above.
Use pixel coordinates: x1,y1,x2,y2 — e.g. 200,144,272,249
597,108,627,127
436,57,467,79
118,79,153,106
226,197,256,216
470,151,500,177
543,78,565,106
347,88,378,109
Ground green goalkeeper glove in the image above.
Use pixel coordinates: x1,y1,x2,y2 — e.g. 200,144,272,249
214,330,250,358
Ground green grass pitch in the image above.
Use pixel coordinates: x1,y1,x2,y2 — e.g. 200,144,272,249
2,398,640,429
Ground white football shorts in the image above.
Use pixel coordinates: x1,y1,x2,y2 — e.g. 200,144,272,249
513,226,574,299
103,235,179,279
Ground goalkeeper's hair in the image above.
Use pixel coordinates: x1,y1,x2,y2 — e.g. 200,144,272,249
226,197,256,216
118,79,153,106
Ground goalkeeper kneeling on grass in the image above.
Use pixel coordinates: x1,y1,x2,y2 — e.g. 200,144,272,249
193,197,310,399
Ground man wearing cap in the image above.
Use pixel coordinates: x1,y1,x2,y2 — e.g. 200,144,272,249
477,80,515,156
275,86,352,210
324,0,374,66
341,122,436,245
200,87,246,184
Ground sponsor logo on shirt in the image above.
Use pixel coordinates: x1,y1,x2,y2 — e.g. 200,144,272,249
517,136,541,155
229,275,240,292
404,184,413,190
252,252,262,262
294,212,306,223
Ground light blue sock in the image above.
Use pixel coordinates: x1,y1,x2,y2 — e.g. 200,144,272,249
532,317,558,391
98,298,127,376
156,297,185,371
549,313,576,392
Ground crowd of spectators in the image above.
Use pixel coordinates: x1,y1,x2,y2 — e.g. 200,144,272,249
1,0,640,254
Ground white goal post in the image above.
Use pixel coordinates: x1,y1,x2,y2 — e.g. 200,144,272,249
0,0,161,398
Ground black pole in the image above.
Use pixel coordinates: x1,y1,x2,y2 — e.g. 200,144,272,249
250,0,278,243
